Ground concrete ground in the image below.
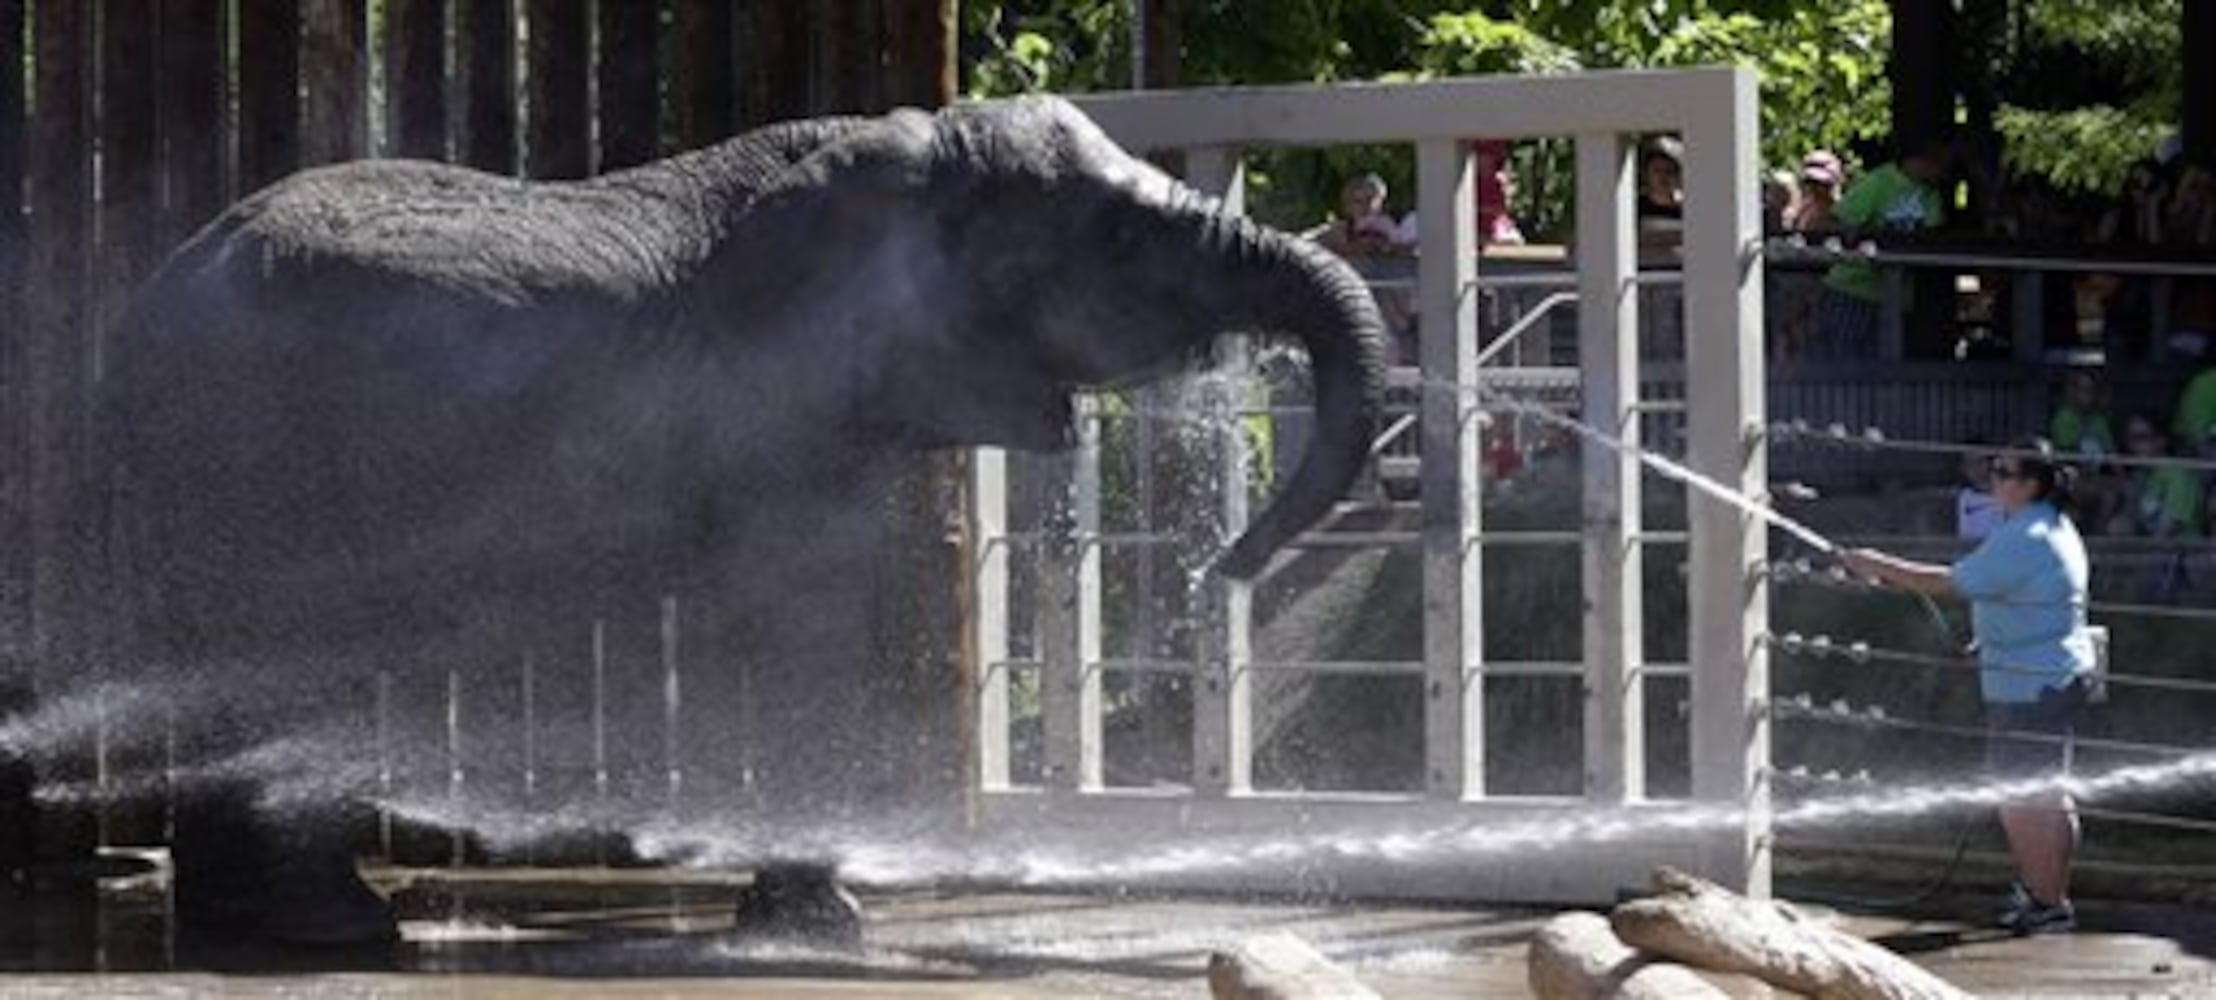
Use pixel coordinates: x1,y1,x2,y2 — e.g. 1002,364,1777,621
0,864,2212,997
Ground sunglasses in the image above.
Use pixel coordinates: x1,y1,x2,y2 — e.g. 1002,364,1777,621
1988,461,2033,481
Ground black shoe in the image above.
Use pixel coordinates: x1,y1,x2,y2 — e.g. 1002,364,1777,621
2002,898,2076,936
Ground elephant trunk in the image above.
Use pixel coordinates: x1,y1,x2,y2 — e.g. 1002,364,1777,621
1209,224,1387,580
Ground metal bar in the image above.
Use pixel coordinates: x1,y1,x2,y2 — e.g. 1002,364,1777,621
1769,424,2216,476
1774,700,2195,758
2076,807,2216,836
1772,631,2216,696
1474,292,1578,369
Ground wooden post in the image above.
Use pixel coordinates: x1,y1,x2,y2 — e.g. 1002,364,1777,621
1577,131,1643,804
740,0,811,127
1138,0,1179,89
674,0,737,149
30,0,95,677
238,0,302,191
301,0,368,165
1682,69,1769,897
814,0,877,115
102,0,164,326
0,0,25,661
596,0,659,170
524,0,589,178
461,0,517,174
1416,136,1481,800
882,0,954,110
385,0,450,160
2186,0,2214,166
160,0,228,242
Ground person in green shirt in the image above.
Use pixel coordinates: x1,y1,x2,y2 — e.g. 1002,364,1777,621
1810,136,1951,359
2173,365,2216,451
2050,370,2117,460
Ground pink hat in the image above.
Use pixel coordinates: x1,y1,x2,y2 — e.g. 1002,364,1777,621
1800,150,1842,186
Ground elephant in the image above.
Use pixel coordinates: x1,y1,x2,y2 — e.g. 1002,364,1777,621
60,95,1386,946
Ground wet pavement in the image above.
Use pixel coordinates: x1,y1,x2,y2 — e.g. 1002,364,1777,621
1,861,2212,997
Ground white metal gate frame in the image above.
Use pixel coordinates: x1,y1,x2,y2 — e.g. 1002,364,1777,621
965,69,1767,904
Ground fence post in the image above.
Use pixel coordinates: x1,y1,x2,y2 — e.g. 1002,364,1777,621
968,449,1011,797
461,0,517,174
1184,146,1252,798
301,0,368,165
1416,136,1482,800
524,0,589,178
27,0,97,915
160,0,228,241
675,0,737,148
739,1,810,127
1682,67,1770,897
1577,131,1645,804
1037,406,1104,793
597,0,659,170
0,0,29,899
0,0,27,664
238,0,303,191
385,0,450,160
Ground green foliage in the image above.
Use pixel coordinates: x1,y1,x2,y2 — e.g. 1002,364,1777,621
1995,0,2182,195
1407,11,1578,77
1995,104,2173,195
961,0,2182,224
1452,1,1894,173
964,0,1131,96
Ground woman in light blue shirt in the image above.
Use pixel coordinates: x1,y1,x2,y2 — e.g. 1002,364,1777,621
1841,437,2093,935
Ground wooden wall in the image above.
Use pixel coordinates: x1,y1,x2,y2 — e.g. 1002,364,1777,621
0,0,956,683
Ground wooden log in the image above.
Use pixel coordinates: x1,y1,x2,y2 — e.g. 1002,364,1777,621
159,0,228,241
524,0,588,179
385,0,449,160
673,0,735,148
461,0,517,174
1610,866,1969,1000
237,0,302,191
301,0,367,165
1528,912,1728,1000
1206,931,1379,1000
595,0,659,170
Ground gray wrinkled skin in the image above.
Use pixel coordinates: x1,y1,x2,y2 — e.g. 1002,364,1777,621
82,97,1385,926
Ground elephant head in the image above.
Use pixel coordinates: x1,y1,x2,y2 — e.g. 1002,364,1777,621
716,97,1387,579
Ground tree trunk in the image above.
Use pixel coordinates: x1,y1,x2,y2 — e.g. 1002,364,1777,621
1610,867,1970,1000
1527,912,1729,1000
1207,932,1379,1000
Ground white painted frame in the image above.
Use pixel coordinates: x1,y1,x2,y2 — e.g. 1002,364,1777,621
966,69,1767,903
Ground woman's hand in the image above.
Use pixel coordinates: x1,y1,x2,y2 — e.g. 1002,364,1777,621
1837,547,1886,585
